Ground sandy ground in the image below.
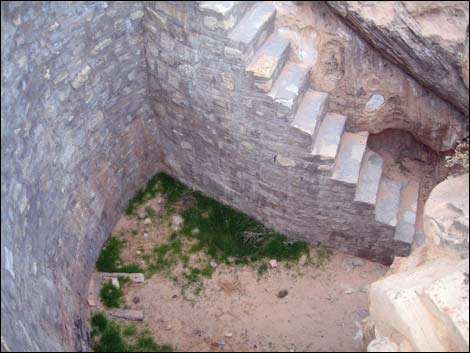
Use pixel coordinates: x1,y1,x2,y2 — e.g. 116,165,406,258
99,181,391,352
116,251,386,352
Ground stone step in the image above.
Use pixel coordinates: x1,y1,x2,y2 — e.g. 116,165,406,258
246,34,291,92
375,177,403,227
199,1,252,33
311,112,347,160
267,63,310,114
291,90,329,140
394,180,419,244
354,149,384,205
331,131,369,185
227,3,276,57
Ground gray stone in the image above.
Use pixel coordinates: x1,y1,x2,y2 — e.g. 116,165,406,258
246,34,290,92
354,149,384,205
227,3,276,52
311,113,347,160
268,63,310,112
394,180,419,245
332,131,369,184
365,94,384,109
291,90,329,138
110,309,144,321
375,178,402,227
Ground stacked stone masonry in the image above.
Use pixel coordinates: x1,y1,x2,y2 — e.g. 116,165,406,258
0,1,467,351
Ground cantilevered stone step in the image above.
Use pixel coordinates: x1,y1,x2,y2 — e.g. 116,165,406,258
394,180,419,244
267,63,310,113
375,177,402,227
199,1,251,32
354,149,384,205
332,131,369,184
291,90,329,139
311,113,347,160
246,34,290,92
227,3,276,55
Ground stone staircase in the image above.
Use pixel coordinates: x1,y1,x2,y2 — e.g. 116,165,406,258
198,1,420,256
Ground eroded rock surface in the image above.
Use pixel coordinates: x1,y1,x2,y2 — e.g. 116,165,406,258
327,1,470,116
271,1,468,152
424,174,469,258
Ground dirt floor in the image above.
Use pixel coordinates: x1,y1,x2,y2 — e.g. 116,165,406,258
122,253,385,352
104,194,387,352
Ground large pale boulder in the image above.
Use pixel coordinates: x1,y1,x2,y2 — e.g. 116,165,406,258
369,257,469,352
424,174,469,258
327,1,470,116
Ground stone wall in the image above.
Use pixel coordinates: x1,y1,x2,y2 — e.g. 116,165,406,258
1,2,158,351
144,1,405,265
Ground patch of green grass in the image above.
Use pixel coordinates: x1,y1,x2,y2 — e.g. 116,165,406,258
135,332,173,352
146,238,184,275
123,326,137,337
90,313,173,352
100,280,124,308
96,237,123,272
180,191,310,264
94,323,128,352
96,236,143,273
91,312,108,333
125,173,188,216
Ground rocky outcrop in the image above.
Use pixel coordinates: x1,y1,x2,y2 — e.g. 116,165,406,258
275,2,468,152
327,1,470,116
366,175,470,352
369,257,469,351
424,174,469,258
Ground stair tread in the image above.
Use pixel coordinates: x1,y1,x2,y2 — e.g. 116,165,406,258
291,90,329,136
394,180,419,244
375,177,402,227
228,3,275,47
267,63,310,110
332,131,369,184
311,113,347,159
246,34,290,83
354,149,384,205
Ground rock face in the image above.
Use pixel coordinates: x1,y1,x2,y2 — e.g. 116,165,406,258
327,1,470,116
369,257,469,351
273,2,468,152
424,174,469,258
367,174,470,352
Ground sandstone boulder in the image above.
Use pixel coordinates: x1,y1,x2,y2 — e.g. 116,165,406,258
423,174,469,258
327,1,469,116
369,257,469,351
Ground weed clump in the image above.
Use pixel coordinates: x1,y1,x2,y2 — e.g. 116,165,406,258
96,237,143,273
100,280,125,308
180,191,310,265
90,312,173,352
